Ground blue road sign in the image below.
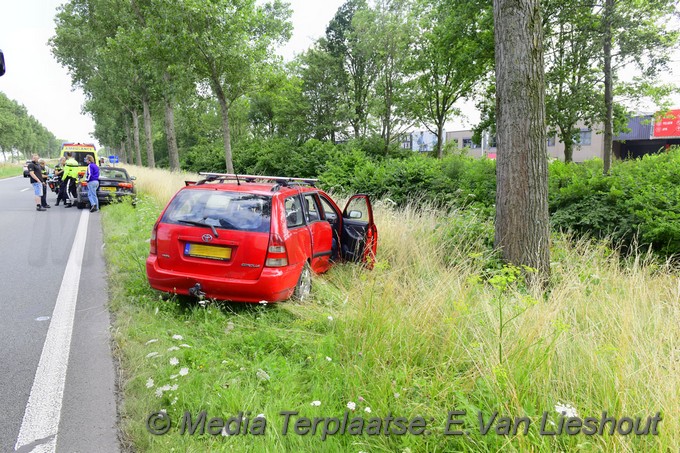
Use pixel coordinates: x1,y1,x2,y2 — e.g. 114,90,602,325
109,155,119,164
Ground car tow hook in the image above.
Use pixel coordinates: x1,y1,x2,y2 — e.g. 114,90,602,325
188,283,206,303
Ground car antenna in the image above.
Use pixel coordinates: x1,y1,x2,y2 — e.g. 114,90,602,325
234,173,241,186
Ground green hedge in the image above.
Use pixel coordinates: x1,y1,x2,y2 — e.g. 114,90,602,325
181,137,679,257
550,149,680,256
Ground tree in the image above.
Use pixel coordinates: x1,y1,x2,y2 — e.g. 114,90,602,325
172,0,292,173
409,0,494,158
368,0,415,151
324,0,379,139
543,0,601,163
298,44,349,142
493,0,551,283
597,0,679,173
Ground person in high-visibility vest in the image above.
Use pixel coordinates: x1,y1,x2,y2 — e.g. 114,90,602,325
62,152,80,207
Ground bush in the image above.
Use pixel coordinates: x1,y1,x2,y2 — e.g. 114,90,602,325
549,148,680,257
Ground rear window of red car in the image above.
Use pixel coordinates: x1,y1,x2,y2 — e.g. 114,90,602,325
161,189,272,233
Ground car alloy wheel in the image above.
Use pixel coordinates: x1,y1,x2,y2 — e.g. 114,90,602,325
293,262,312,301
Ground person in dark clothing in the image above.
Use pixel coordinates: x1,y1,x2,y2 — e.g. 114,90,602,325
54,156,67,206
38,159,51,208
27,154,46,211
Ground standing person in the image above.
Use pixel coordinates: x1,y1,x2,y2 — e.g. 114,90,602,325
54,156,67,206
85,154,100,212
38,159,51,208
27,154,46,211
62,152,79,207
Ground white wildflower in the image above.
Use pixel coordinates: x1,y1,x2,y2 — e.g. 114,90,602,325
171,397,178,406
256,369,270,381
169,357,179,366
167,346,180,352
555,402,578,418
310,400,321,407
394,393,400,399
364,407,372,413
179,367,189,376
326,356,332,362
170,374,178,380
145,352,159,359
179,344,192,348
225,322,235,332
145,378,154,388
347,401,356,411
327,316,333,321
155,388,163,398
172,334,183,340
170,384,178,391
145,339,158,345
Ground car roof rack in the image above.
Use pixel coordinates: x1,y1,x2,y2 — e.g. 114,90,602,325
196,172,318,189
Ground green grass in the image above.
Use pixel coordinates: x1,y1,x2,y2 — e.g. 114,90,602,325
0,163,22,179
102,184,680,452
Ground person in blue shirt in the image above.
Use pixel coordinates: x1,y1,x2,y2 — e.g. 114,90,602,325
85,154,100,212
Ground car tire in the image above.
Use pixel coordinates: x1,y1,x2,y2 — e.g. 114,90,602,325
292,262,312,301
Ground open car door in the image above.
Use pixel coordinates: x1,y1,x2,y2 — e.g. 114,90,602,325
340,194,378,269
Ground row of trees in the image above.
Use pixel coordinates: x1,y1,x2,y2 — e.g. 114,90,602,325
0,92,61,161
49,0,498,169
49,0,677,173
477,0,678,167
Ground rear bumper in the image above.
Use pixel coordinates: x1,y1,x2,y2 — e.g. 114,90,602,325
146,255,302,303
78,188,136,204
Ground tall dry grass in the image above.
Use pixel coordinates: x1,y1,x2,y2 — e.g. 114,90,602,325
117,166,680,451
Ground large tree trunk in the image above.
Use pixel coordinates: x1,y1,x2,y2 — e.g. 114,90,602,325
142,94,156,168
213,83,235,173
561,128,574,163
132,109,143,167
163,73,180,171
602,0,614,174
436,120,445,159
493,0,551,283
120,140,127,165
124,115,132,165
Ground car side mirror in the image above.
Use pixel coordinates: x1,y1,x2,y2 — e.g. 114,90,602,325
348,210,362,219
0,50,5,76
130,176,136,180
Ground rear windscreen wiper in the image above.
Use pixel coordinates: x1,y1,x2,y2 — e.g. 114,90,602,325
177,219,219,238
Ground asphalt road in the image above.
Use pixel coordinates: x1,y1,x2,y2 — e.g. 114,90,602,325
0,175,118,452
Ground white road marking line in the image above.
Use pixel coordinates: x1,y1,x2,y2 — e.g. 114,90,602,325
15,210,90,453
21,188,30,192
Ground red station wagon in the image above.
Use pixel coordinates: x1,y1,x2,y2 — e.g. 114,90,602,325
146,173,378,303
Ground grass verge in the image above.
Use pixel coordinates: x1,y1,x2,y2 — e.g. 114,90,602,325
102,167,680,452
0,163,22,179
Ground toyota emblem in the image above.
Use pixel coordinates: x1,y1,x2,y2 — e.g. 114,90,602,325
202,234,213,243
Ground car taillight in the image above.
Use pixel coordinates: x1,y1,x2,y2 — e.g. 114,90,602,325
150,222,159,255
118,182,133,189
265,233,288,267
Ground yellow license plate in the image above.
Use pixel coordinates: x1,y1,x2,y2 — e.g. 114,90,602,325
102,187,117,192
184,243,231,260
